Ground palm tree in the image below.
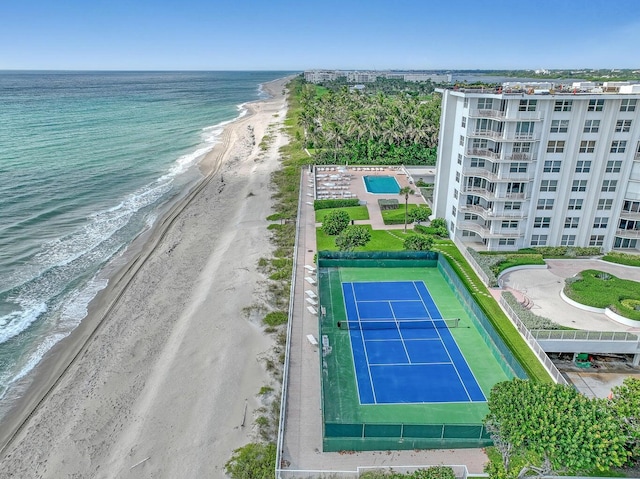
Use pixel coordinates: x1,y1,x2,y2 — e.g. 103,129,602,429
399,186,415,233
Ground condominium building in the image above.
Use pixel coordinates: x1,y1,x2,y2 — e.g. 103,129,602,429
433,84,640,252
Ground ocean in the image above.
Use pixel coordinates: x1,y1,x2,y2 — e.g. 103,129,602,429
0,70,294,414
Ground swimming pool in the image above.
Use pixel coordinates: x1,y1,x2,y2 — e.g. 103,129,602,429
363,175,400,194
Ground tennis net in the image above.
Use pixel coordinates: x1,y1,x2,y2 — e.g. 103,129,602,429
338,318,459,331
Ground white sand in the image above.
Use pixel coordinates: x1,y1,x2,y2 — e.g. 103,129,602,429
0,77,292,478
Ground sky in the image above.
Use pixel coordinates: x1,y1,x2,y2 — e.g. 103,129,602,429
1,0,639,71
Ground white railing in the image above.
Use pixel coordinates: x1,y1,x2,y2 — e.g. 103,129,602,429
469,109,506,119
499,296,569,385
532,330,639,342
275,172,304,477
453,237,491,287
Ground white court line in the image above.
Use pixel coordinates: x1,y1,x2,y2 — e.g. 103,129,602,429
350,282,378,404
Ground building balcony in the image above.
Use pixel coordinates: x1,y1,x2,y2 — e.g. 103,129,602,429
468,109,506,119
457,221,524,239
616,228,640,238
462,186,528,201
619,210,640,220
464,167,533,182
465,148,500,160
503,152,537,162
468,130,540,142
460,204,527,220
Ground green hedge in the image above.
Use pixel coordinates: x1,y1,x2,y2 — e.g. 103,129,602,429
381,204,420,225
602,251,640,267
314,198,360,210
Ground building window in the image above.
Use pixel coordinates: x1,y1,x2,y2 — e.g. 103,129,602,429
610,140,627,153
477,98,492,109
464,213,478,220
498,238,516,246
588,99,604,111
564,217,579,228
512,142,531,153
519,99,537,111
507,182,525,193
459,135,465,146
615,237,638,249
620,99,637,112
567,199,583,210
531,234,548,246
571,180,587,192
543,160,561,173
470,158,485,167
583,119,600,133
540,180,558,192
450,221,455,232
455,171,460,183
461,116,467,128
452,206,457,217
579,140,596,153
606,160,622,173
464,97,469,108
561,235,576,246
598,198,613,210
457,153,462,165
615,120,632,133
601,179,617,192
516,121,534,137
550,120,569,133
554,100,572,111
504,201,522,210
547,140,565,153
453,188,458,199
593,217,608,228
501,220,518,229
510,162,527,173
537,199,554,210
575,160,591,173
589,235,605,247
534,217,551,228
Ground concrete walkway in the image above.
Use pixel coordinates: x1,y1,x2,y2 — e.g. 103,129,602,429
499,259,640,333
279,169,489,476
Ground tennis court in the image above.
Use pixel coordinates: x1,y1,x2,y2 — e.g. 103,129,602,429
341,280,485,404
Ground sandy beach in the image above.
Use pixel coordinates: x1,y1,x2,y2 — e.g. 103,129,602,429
0,77,292,478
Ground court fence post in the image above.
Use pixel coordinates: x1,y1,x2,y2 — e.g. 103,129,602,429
400,423,404,439
440,424,445,440
361,423,365,439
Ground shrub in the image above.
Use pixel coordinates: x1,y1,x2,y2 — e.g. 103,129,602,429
225,442,276,479
408,205,431,223
404,234,434,251
414,223,448,238
321,209,350,235
335,225,371,251
502,292,563,330
603,251,640,267
313,198,360,210
263,311,288,327
468,248,501,287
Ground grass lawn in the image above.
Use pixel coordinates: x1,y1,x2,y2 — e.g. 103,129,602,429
564,269,640,321
316,226,407,252
315,206,370,223
381,204,426,225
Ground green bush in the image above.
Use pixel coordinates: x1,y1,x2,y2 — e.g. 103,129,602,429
225,442,276,479
381,204,422,225
502,292,564,330
321,209,350,235
404,234,434,251
359,466,456,479
315,206,369,222
414,223,448,238
313,198,360,210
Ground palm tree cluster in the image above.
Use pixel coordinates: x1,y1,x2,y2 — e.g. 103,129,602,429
299,86,440,165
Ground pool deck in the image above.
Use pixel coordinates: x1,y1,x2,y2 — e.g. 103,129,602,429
311,165,427,230
280,168,489,476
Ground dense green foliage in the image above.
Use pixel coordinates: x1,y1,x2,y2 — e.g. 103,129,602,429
263,311,288,327
603,251,640,267
299,85,440,165
335,225,372,251
486,379,630,477
564,270,640,320
359,466,456,479
225,442,277,479
315,206,369,222
313,198,360,210
611,378,640,460
381,204,424,225
403,234,434,251
501,292,563,330
408,205,431,224
314,76,439,97
321,209,350,235
433,242,551,382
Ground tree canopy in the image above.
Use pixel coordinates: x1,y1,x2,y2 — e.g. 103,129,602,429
299,85,440,166
321,209,350,236
335,225,371,251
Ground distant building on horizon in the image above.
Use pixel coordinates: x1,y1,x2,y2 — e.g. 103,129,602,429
433,81,640,252
303,70,452,84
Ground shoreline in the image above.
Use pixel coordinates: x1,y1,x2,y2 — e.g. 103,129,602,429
0,75,294,476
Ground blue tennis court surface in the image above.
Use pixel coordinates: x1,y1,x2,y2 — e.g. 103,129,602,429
341,281,486,405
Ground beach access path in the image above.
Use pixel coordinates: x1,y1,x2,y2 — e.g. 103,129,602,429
0,77,292,478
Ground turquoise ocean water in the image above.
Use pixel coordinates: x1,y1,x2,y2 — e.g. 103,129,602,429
0,71,293,413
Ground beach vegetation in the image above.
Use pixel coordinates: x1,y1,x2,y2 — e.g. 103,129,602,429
225,442,276,479
335,225,372,251
263,311,288,327
298,85,440,165
258,385,273,395
321,209,350,235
